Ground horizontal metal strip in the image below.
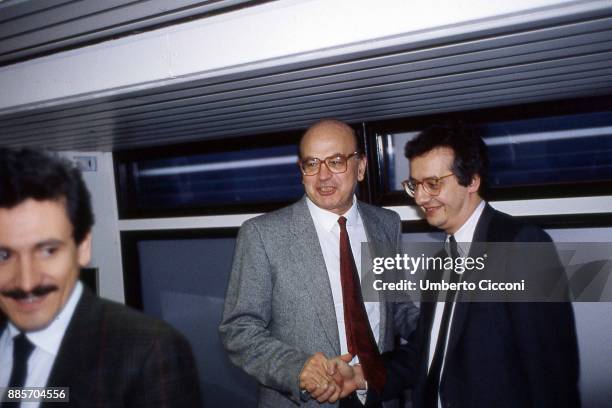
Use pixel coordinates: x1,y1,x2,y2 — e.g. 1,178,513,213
104,88,612,151
0,0,255,59
0,0,75,24
113,16,612,99
112,196,612,229
7,78,611,147
344,89,612,124
105,68,612,131
136,29,612,105
78,23,612,110
0,0,142,41
24,82,612,151
3,35,611,132
95,78,612,140
122,85,612,140
3,1,612,114
12,56,612,139
2,15,611,122
4,61,610,140
39,87,611,152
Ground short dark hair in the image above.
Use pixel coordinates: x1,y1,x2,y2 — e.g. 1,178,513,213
405,124,489,196
0,147,94,244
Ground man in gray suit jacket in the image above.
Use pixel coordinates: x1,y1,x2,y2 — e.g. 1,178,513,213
219,119,418,407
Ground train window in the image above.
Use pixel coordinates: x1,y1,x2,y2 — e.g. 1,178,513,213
372,109,612,204
486,111,612,187
115,132,304,218
120,229,258,406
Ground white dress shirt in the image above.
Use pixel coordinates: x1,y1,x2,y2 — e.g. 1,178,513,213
306,196,381,357
427,200,485,408
0,281,83,408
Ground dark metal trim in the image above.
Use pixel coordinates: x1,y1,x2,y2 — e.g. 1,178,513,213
401,212,612,234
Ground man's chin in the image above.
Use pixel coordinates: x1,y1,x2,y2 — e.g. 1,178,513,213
312,197,338,210
10,314,55,332
3,299,58,332
424,215,445,229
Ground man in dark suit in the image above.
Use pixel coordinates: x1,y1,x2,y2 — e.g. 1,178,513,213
328,124,580,408
0,147,201,407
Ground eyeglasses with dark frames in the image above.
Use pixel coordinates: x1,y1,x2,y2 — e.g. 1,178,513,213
401,173,454,197
300,152,360,176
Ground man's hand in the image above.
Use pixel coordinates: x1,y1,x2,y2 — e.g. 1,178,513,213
327,354,367,398
299,352,339,402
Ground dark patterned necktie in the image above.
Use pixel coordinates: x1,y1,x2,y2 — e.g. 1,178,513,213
2,332,35,408
338,216,386,394
424,235,460,408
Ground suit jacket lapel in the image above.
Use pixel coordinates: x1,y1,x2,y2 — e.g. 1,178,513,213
289,197,341,354
445,204,494,359
358,202,391,351
44,288,100,404
472,203,495,243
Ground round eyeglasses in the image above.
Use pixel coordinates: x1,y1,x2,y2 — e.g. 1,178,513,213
401,173,454,197
300,152,360,176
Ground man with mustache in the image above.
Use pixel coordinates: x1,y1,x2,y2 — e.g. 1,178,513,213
0,147,201,407
219,119,418,407
327,124,580,408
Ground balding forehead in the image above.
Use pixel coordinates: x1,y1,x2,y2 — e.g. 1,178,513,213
307,119,353,134
300,119,357,156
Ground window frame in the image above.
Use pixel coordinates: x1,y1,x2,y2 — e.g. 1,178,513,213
366,95,612,207
114,130,306,219
120,228,239,310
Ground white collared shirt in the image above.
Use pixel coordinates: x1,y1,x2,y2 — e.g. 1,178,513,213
305,196,381,358
427,200,485,408
0,281,83,408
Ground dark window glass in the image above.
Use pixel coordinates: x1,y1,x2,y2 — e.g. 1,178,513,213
484,111,612,187
134,145,301,206
380,111,612,199
115,134,304,217
122,230,258,407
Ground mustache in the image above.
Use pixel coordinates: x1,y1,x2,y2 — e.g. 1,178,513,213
1,285,58,300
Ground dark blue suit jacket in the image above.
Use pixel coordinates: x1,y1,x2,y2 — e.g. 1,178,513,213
371,204,580,408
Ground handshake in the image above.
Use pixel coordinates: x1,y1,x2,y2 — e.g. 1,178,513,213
299,352,367,403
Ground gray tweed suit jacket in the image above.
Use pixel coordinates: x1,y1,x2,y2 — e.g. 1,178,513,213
219,197,418,407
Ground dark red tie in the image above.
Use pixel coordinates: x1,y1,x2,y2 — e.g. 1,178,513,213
338,216,386,394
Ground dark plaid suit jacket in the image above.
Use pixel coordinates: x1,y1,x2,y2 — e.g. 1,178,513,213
2,287,202,407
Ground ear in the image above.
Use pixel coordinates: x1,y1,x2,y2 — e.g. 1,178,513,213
467,174,481,193
77,232,92,267
357,156,367,182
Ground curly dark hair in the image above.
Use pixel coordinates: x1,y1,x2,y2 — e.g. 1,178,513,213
0,147,94,244
405,124,489,196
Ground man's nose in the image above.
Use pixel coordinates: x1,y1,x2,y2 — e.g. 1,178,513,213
413,183,430,206
14,256,39,292
318,161,333,180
